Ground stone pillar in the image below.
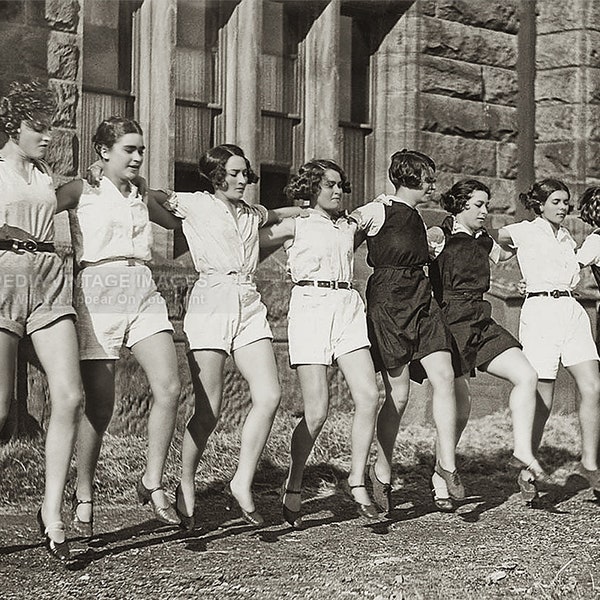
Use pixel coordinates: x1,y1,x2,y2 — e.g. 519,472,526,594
371,4,419,194
302,0,340,162
535,0,600,194
223,0,261,202
134,0,176,257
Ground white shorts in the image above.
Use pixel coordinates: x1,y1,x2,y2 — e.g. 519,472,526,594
75,263,174,360
183,276,272,354
519,296,599,379
288,286,370,366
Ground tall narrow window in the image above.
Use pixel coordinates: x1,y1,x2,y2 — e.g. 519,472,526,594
259,0,301,208
174,0,224,183
339,10,373,208
81,0,137,171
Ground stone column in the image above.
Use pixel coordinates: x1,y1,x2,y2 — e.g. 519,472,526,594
223,0,261,202
134,0,176,257
371,3,419,194
535,0,600,193
302,0,340,162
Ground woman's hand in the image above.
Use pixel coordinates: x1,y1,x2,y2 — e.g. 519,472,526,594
86,160,103,187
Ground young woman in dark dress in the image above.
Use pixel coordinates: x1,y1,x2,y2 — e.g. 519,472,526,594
350,150,463,513
429,179,546,506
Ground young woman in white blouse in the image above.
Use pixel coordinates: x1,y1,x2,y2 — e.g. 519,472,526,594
498,179,600,499
56,117,182,534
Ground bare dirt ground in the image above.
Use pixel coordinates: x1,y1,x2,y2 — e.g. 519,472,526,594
2,458,600,600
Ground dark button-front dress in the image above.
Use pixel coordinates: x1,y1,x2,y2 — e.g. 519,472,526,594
429,216,519,376
361,201,453,375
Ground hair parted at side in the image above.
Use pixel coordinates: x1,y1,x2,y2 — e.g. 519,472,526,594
196,143,258,193
518,179,570,215
0,80,56,136
284,159,351,206
92,116,143,157
388,149,436,190
579,187,600,228
440,179,491,215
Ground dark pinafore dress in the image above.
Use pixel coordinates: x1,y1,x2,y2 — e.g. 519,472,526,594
428,216,519,376
364,202,453,376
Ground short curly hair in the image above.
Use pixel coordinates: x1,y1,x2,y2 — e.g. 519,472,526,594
92,116,143,157
388,149,436,190
284,159,351,207
0,80,56,136
579,187,600,228
197,144,258,193
440,179,491,215
519,179,570,215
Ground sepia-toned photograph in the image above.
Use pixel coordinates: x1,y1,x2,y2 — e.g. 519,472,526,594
1,0,599,598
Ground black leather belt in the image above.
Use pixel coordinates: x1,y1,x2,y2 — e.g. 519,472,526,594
526,290,573,299
295,280,353,290
444,290,484,300
0,239,55,253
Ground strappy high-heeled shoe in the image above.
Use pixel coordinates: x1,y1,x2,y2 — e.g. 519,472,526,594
367,464,392,513
340,479,380,519
577,463,600,500
71,491,94,538
509,455,550,485
137,478,180,525
225,484,264,526
431,471,455,512
37,509,70,562
434,462,465,500
280,483,302,528
175,483,196,531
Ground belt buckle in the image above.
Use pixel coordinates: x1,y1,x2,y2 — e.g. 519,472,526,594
550,290,561,298
11,238,37,253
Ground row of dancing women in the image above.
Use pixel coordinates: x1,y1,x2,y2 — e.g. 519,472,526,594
2,81,600,564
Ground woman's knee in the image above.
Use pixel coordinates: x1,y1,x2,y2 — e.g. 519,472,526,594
354,385,380,414
253,384,281,415
51,386,84,420
304,406,329,433
151,377,182,409
512,365,538,390
578,375,600,403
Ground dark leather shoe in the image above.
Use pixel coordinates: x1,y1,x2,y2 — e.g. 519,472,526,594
137,478,180,525
37,509,70,562
175,483,196,531
340,479,380,519
280,483,302,528
510,455,550,486
225,485,264,526
368,464,392,513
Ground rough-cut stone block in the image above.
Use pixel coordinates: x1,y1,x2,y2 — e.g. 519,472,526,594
482,65,518,107
536,0,586,34
496,142,518,179
0,25,49,90
535,68,581,105
420,56,482,100
47,129,78,176
535,105,575,143
476,176,516,214
47,31,79,80
419,131,497,177
588,105,600,141
49,80,78,128
421,16,517,68
45,0,79,33
588,143,600,178
420,94,518,141
588,68,600,104
435,0,519,34
537,30,600,70
535,142,577,178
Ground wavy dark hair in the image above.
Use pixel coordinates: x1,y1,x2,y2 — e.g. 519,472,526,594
92,116,143,157
388,149,436,190
440,179,491,215
0,80,56,136
197,144,258,193
579,187,600,228
519,179,570,215
284,159,351,207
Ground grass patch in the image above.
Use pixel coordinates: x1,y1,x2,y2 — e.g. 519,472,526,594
0,409,584,508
